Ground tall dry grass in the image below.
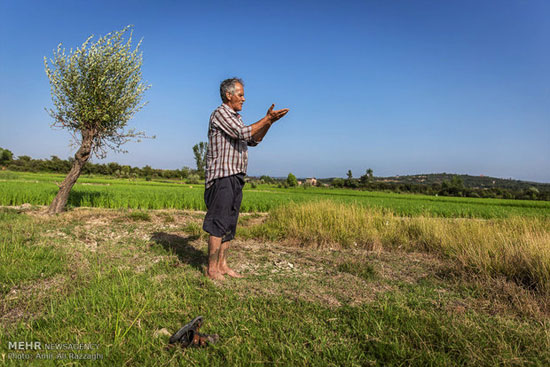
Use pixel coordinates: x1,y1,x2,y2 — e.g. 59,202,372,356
254,201,550,294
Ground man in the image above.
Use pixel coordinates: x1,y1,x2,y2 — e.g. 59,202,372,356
203,78,289,280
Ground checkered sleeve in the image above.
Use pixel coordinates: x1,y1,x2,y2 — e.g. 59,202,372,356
212,108,254,143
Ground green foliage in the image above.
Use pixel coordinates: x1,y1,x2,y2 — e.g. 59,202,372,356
451,175,464,188
526,186,540,200
260,175,275,184
345,170,358,188
286,172,298,187
180,166,190,179
439,175,466,197
332,178,344,188
192,142,207,179
187,174,201,185
0,147,13,164
359,168,374,186
44,25,151,158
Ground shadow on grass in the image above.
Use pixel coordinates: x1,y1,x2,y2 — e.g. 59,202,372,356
150,232,206,272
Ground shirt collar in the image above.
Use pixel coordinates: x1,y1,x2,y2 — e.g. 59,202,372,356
221,103,240,117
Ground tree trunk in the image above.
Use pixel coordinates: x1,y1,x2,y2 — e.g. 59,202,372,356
48,130,94,214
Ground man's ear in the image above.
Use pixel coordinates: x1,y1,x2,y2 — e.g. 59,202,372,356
225,91,232,101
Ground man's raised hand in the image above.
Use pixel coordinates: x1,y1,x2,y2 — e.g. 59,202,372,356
266,104,289,123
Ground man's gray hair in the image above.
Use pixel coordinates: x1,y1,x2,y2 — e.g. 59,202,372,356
220,78,244,102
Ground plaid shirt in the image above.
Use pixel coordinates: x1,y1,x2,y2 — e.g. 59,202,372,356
205,104,259,188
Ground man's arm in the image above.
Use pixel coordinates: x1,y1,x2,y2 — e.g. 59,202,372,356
213,108,253,141
249,104,289,142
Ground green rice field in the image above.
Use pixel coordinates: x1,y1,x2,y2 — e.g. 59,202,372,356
1,171,549,218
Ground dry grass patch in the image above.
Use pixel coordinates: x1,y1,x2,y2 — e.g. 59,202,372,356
436,266,550,319
256,201,550,294
221,240,450,308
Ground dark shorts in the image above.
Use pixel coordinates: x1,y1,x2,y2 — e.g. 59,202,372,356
202,173,245,243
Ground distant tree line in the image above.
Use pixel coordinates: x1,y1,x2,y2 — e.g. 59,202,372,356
372,172,550,193
332,169,550,201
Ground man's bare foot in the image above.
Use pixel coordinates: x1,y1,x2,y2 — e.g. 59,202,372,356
206,270,225,280
221,267,243,278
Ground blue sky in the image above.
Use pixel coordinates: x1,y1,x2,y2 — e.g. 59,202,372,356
1,0,549,182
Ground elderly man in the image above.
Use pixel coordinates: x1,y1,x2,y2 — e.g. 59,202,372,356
203,78,289,280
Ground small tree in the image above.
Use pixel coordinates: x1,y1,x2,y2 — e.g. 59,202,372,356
192,142,207,179
359,168,373,186
286,173,298,187
44,26,150,213
0,147,14,165
526,186,539,200
180,166,191,180
187,173,201,185
345,169,355,188
367,168,373,179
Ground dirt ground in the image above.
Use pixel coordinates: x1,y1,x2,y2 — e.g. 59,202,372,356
3,205,548,327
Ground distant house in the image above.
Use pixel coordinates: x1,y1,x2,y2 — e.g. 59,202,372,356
305,177,317,186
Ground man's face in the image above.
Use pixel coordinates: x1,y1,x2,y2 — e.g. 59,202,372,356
226,83,245,112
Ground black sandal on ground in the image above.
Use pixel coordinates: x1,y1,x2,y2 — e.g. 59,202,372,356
168,316,204,345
